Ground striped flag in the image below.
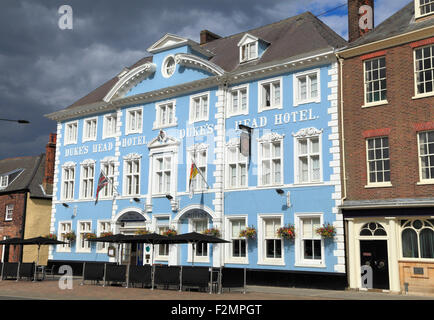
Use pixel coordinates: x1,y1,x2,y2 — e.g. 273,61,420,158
188,162,199,199
95,171,109,205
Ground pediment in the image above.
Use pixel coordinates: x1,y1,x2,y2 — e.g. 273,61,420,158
237,33,259,47
148,130,180,149
147,33,189,53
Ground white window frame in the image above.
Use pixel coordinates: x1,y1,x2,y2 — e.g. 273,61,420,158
293,69,321,106
188,218,210,263
82,117,98,142
57,221,72,252
153,154,173,196
5,204,13,221
154,215,170,261
97,220,111,253
257,133,284,187
64,121,78,145
415,0,434,19
365,136,392,187
227,84,249,117
0,176,8,189
225,140,248,189
293,128,323,184
417,130,434,184
189,92,210,123
186,144,208,192
238,34,259,63
100,160,116,198
161,55,176,78
154,100,177,129
363,57,387,107
123,154,141,196
102,113,117,139
294,213,325,268
125,107,143,135
257,214,284,266
79,160,95,200
76,220,92,253
225,215,249,264
61,163,75,201
399,218,434,260
258,77,283,113
413,44,434,99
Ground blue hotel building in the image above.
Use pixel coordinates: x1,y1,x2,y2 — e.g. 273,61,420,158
46,12,348,287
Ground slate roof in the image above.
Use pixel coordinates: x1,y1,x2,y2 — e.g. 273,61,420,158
61,11,346,112
0,154,51,199
342,1,434,51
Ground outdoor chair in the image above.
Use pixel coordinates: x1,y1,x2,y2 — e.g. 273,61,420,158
128,265,152,288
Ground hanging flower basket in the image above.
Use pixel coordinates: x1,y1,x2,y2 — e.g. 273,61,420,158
239,226,257,239
44,233,57,240
84,232,97,240
316,223,336,238
202,228,221,238
64,231,76,241
163,229,177,236
135,229,150,235
277,224,295,240
100,231,113,238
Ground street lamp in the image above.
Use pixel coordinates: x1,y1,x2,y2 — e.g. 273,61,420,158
0,118,30,124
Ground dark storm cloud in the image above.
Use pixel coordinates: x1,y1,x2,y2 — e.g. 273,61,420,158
0,0,409,160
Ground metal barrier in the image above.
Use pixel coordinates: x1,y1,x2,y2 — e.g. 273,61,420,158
18,262,34,281
153,265,180,290
81,262,105,285
2,262,19,280
220,267,246,294
181,266,211,292
128,265,152,288
103,264,127,286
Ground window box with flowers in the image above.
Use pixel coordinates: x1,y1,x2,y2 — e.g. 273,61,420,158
277,224,296,240
45,233,57,240
84,232,97,240
315,223,336,239
203,228,221,237
64,231,76,242
163,229,177,236
135,229,150,235
239,226,257,240
100,231,113,238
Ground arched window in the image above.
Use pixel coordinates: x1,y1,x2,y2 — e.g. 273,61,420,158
401,219,434,259
359,222,387,236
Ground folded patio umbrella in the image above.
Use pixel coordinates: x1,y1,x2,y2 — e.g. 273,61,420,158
86,233,131,243
0,237,26,245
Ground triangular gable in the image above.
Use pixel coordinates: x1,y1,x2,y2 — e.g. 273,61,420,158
237,33,259,47
147,33,189,53
148,130,180,149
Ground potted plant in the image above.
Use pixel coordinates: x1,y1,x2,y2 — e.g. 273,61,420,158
239,226,257,239
163,228,177,236
100,231,113,238
202,228,221,237
277,224,296,240
45,233,57,240
135,229,150,235
316,223,336,239
84,232,97,240
64,231,76,242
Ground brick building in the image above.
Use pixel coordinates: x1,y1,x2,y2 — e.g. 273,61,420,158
0,134,56,265
337,0,434,294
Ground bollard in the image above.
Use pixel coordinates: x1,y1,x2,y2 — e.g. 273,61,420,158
80,262,86,285
16,262,21,282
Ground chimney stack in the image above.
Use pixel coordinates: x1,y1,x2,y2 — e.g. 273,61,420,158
200,30,221,45
348,0,374,42
43,133,56,194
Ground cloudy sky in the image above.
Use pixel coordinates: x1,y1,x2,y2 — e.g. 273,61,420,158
0,0,411,160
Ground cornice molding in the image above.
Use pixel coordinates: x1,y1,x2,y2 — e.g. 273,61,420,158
174,53,225,76
292,127,323,138
123,153,142,161
103,62,157,102
257,131,285,143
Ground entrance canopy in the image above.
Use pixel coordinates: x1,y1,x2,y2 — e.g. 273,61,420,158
118,211,146,222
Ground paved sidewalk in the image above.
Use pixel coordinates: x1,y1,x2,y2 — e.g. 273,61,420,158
0,278,432,300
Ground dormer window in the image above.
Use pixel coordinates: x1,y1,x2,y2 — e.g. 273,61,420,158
0,175,8,189
416,0,434,18
238,34,260,63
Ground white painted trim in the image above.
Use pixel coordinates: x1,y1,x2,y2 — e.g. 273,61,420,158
153,99,178,129
102,112,118,140
257,76,283,113
57,220,72,253
189,91,210,124
187,217,210,263
224,215,249,265
64,120,78,145
76,220,93,253
226,84,249,118
161,55,176,79
124,106,143,135
257,132,284,187
293,68,321,106
294,212,326,267
257,213,285,266
81,116,98,143
174,53,224,76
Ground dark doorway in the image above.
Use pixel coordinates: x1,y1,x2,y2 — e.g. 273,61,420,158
360,240,389,290
3,245,10,262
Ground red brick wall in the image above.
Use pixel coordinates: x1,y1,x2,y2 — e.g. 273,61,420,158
348,0,374,42
342,40,434,201
0,192,26,262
